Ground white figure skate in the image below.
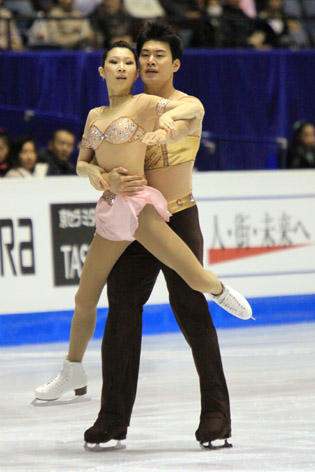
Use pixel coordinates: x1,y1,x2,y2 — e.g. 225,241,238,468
35,358,87,401
211,284,253,320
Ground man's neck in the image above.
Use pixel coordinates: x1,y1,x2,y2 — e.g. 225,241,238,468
144,83,177,99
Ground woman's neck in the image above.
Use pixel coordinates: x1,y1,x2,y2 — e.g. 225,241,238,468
108,90,132,107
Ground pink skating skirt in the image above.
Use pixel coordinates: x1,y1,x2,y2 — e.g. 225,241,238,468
95,186,171,241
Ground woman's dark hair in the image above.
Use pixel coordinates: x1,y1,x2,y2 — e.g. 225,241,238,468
136,20,183,61
291,121,314,148
101,40,137,66
9,137,37,168
0,129,10,148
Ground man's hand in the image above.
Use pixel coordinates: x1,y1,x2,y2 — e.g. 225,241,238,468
108,167,147,195
142,129,169,145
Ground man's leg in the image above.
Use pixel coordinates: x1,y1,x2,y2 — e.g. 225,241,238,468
84,241,160,443
161,206,231,441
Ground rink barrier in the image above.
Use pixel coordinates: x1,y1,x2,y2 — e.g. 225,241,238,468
0,294,314,346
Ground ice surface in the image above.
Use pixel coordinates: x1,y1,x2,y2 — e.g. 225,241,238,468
1,323,314,471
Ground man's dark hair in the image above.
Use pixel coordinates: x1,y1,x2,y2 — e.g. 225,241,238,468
136,21,183,61
101,40,137,66
50,128,75,142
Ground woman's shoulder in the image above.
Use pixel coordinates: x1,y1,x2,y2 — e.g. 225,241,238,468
87,106,105,120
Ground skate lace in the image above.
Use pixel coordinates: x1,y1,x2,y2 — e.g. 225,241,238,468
44,364,71,388
220,290,244,312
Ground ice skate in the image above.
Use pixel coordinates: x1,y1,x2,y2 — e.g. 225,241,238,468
34,358,87,401
196,415,232,450
211,283,253,320
84,416,127,452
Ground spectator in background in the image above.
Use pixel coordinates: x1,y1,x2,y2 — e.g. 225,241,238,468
0,0,23,50
192,0,223,47
90,0,134,48
220,0,268,48
6,137,48,178
258,0,291,47
0,130,10,177
159,0,203,46
287,122,315,169
30,1,54,13
38,128,77,175
123,0,165,20
73,0,102,16
47,0,94,49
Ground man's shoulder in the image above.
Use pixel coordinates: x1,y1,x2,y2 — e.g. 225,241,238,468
173,90,200,102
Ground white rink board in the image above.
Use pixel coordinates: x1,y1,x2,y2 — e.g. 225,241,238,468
0,170,314,315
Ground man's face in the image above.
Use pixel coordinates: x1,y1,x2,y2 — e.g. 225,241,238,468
50,131,75,161
139,40,180,87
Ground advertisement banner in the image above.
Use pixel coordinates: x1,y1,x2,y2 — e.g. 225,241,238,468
0,171,314,316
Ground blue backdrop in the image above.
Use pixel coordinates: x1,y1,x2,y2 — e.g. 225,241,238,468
1,49,315,169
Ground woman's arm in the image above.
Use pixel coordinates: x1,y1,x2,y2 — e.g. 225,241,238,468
77,148,147,194
76,148,109,191
142,115,202,146
159,98,204,132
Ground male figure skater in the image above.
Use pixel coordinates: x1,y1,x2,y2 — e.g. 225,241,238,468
84,21,232,449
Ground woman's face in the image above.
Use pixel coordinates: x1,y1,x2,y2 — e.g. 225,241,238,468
18,141,37,171
300,125,315,148
0,138,9,164
100,47,138,95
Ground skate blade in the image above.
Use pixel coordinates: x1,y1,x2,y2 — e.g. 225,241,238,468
84,440,126,452
31,396,91,407
200,439,232,450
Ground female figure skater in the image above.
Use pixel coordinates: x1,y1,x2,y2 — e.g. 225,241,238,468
35,41,252,401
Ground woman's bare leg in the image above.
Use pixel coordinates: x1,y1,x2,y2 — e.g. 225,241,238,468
68,234,130,362
134,205,222,295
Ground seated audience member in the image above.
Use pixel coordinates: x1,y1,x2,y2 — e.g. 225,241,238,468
287,121,315,169
159,0,203,46
286,18,310,49
6,137,48,178
193,0,223,47
38,128,77,175
0,0,23,50
73,0,102,16
30,1,54,13
47,0,94,49
258,0,291,47
0,130,11,177
220,0,268,48
123,0,165,19
90,0,134,48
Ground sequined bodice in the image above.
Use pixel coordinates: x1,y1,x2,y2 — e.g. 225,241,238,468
81,118,145,150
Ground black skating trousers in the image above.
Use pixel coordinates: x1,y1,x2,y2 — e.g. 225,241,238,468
101,205,231,427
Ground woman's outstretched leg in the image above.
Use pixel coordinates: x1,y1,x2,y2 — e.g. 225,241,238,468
34,235,130,401
134,205,221,293
134,205,252,319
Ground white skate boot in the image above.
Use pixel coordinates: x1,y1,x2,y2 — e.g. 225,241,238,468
211,284,253,320
35,358,88,401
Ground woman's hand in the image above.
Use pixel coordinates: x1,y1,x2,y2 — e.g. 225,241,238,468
158,114,176,133
87,165,108,190
142,129,169,145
